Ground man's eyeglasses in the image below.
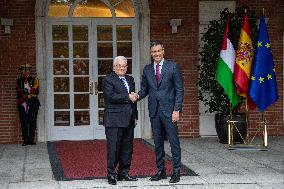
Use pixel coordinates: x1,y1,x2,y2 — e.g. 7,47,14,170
116,64,128,68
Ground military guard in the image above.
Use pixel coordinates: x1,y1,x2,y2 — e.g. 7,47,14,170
16,64,40,146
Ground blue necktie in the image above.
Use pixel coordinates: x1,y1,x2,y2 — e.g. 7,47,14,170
121,77,129,93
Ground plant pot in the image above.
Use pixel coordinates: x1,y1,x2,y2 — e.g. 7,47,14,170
215,113,247,144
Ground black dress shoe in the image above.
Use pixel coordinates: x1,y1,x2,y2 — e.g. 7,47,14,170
117,174,138,181
28,141,36,145
107,175,117,185
149,170,167,181
22,143,28,146
169,172,180,183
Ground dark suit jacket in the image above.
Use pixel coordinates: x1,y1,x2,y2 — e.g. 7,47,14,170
103,72,138,128
138,60,184,118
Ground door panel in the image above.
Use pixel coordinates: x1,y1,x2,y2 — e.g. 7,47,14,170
94,25,113,138
49,22,96,140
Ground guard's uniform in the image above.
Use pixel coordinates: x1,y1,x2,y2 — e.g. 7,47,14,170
16,64,40,145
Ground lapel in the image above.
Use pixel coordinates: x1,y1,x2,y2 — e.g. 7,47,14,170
112,72,128,93
149,63,157,87
158,60,168,86
125,75,133,92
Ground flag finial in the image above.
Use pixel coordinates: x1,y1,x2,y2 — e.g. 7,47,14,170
262,8,265,16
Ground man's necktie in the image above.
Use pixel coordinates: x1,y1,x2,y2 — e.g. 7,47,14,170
156,64,160,83
121,77,129,93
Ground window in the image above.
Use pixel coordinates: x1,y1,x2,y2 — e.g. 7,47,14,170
48,0,135,18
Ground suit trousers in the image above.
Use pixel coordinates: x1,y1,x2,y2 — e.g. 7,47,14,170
105,125,134,176
18,98,40,143
150,105,181,173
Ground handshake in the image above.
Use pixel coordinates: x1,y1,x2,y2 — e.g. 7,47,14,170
129,92,139,103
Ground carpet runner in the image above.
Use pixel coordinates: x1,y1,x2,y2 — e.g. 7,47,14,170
47,139,198,180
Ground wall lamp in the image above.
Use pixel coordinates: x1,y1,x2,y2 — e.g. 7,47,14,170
1,18,13,34
170,19,182,34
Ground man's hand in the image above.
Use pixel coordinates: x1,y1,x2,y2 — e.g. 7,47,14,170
129,92,138,103
22,102,29,113
172,111,180,123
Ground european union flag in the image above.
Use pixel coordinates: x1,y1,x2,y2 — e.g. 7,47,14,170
249,16,278,112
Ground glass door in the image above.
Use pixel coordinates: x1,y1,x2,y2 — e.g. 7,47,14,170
48,21,99,140
93,23,134,138
47,20,135,141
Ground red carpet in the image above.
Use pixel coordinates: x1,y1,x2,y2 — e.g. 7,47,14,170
47,139,197,180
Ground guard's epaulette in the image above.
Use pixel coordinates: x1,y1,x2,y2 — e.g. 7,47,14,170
32,75,39,80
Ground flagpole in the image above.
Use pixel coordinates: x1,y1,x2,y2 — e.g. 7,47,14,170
245,98,249,144
261,112,268,147
228,103,233,146
233,8,254,145
261,8,268,148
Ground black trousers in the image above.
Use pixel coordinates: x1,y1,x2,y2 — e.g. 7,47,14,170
18,98,40,143
105,124,134,176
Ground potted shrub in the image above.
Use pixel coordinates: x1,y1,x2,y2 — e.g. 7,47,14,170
197,7,257,143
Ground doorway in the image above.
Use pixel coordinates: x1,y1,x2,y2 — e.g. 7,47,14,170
45,0,137,140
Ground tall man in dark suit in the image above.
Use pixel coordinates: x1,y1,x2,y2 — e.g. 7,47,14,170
103,56,138,185
137,41,184,183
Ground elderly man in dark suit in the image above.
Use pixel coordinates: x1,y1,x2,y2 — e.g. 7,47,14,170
103,56,138,185
137,41,184,183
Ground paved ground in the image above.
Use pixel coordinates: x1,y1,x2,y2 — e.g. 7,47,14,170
0,136,283,189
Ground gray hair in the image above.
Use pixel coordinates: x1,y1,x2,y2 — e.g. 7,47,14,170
113,56,127,70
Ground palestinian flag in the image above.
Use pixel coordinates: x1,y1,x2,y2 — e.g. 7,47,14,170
216,17,239,107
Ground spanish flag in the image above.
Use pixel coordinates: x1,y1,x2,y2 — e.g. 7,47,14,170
234,10,255,109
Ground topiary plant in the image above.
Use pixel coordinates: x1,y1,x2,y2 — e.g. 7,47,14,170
197,6,257,114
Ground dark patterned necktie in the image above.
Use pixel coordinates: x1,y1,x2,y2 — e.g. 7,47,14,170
121,77,129,93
